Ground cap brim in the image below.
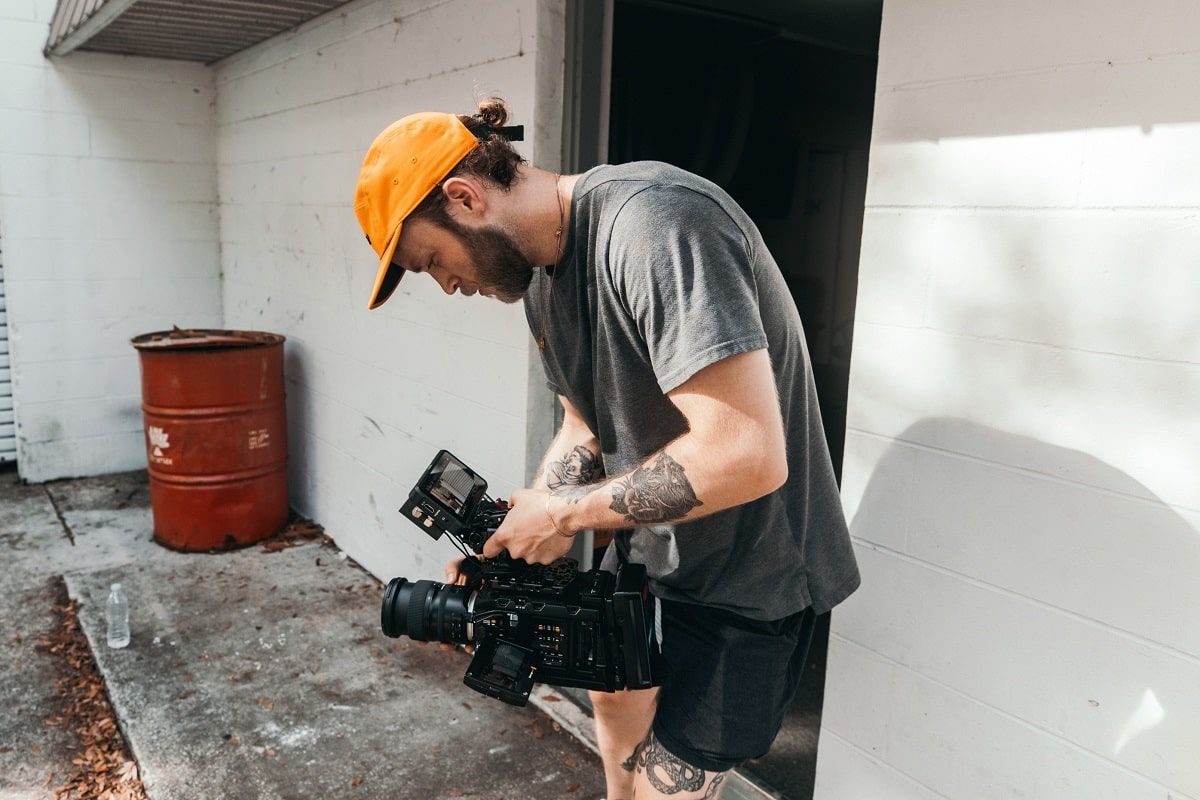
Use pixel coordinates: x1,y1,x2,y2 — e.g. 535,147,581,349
367,222,405,310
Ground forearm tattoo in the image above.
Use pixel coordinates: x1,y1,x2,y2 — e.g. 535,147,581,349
623,730,724,796
609,453,703,524
545,445,604,504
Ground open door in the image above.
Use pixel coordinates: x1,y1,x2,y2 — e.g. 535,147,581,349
560,1,881,795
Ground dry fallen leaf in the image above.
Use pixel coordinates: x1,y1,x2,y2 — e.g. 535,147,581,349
351,776,364,787
42,593,149,800
531,721,545,739
563,758,577,768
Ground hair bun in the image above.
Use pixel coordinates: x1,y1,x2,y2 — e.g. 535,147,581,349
476,97,509,128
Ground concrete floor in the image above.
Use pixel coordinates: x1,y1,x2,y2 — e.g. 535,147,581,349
0,469,604,800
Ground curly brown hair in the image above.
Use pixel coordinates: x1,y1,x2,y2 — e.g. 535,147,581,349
408,97,526,228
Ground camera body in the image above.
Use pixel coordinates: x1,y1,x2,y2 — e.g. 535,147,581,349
381,450,656,706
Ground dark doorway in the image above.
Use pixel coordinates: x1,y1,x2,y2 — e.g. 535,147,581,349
608,1,881,796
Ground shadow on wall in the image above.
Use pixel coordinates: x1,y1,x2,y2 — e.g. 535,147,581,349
833,417,1200,791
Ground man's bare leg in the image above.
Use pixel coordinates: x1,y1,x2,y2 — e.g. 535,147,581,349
589,687,659,800
630,728,727,799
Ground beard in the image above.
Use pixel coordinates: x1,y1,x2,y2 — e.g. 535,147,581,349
443,219,537,303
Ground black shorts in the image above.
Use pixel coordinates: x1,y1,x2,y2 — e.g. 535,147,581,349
650,596,817,772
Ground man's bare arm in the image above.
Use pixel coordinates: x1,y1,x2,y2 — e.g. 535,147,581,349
549,349,786,532
529,395,604,492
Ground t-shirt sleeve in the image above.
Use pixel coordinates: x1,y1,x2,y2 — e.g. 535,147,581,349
607,185,767,393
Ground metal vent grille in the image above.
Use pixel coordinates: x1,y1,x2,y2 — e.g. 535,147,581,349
46,0,354,64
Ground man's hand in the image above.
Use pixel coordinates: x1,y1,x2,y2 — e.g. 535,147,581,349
483,488,575,564
444,557,469,586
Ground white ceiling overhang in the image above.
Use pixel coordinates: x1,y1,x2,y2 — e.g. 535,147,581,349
45,0,354,64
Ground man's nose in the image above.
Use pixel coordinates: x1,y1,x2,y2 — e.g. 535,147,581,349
434,273,458,295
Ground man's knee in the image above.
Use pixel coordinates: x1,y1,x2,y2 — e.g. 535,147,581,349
589,687,657,720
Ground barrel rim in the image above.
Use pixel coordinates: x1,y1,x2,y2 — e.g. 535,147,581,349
131,328,285,351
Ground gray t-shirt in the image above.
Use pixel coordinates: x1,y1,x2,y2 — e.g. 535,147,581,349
524,161,859,619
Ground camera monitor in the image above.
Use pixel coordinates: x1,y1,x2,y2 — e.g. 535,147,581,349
401,449,489,541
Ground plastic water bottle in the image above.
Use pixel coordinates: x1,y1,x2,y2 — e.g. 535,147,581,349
106,583,130,649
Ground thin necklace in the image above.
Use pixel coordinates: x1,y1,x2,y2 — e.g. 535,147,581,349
539,174,566,352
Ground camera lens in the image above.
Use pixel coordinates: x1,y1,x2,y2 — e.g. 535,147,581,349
381,578,474,644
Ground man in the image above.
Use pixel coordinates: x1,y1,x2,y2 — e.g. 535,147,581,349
354,101,859,800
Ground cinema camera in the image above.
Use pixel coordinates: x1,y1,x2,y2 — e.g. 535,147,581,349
380,450,656,706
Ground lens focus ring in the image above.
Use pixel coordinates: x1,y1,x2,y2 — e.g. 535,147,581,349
407,580,434,640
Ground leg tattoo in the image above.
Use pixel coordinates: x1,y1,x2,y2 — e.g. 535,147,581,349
620,730,650,772
633,730,706,794
702,772,726,799
609,453,703,523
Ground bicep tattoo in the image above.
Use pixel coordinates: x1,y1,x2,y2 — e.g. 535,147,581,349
609,453,703,524
546,445,604,503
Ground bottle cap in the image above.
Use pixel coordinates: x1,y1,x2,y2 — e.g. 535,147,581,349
111,583,122,591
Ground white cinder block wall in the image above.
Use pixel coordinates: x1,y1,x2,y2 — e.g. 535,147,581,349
0,1,222,482
214,0,562,582
817,2,1200,798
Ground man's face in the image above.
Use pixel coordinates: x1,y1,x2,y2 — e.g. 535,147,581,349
392,216,536,304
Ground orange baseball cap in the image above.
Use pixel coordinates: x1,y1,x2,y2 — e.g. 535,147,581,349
354,112,478,310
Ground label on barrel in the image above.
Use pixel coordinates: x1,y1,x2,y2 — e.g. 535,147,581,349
248,428,271,450
148,426,174,465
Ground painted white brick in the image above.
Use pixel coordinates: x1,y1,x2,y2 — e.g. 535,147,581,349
2,25,221,485
868,53,1200,208
279,336,526,486
215,0,417,82
17,430,147,483
88,117,214,163
841,546,1200,791
14,356,140,405
7,276,221,324
1,238,218,282
867,209,1200,363
197,0,556,656
2,2,40,22
846,323,1200,512
0,109,90,157
4,197,216,243
0,18,53,68
877,0,1200,89
853,209,936,329
18,395,144,443
829,2,1200,796
3,64,215,123
0,154,143,198
13,313,221,363
215,0,526,124
814,732,947,800
845,430,1200,657
821,638,1194,800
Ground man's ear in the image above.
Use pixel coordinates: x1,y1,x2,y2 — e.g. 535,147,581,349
442,176,487,219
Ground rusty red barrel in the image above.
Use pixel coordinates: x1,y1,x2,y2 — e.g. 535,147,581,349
131,329,288,551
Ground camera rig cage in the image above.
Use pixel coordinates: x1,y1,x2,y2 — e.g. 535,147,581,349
383,450,656,706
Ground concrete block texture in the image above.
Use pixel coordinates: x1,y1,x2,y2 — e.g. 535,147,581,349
0,0,222,483
820,636,1193,800
846,324,1200,511
821,1,1200,797
214,0,560,592
877,0,1200,89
